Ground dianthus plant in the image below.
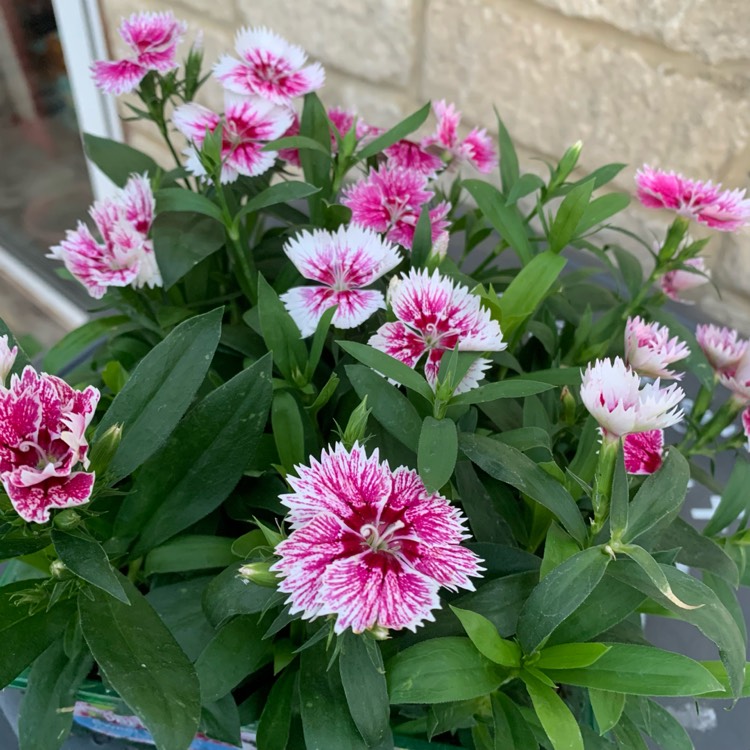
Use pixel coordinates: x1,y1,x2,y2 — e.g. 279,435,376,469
1,11,749,750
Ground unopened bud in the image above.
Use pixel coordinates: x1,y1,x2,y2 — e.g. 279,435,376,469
53,509,82,530
237,561,278,588
50,559,70,579
657,217,690,262
551,140,583,189
368,624,391,641
342,397,370,449
88,424,123,475
560,386,576,424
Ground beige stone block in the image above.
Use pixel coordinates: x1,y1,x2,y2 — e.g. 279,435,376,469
173,0,238,26
235,0,418,86
533,0,750,64
423,0,750,180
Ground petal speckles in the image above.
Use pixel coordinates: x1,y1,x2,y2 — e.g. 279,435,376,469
623,430,664,475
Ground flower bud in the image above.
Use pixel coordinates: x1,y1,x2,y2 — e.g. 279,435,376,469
53,509,82,530
49,559,70,579
560,386,576,424
658,217,690,261
0,335,18,388
237,561,278,588
88,424,123,475
341,397,371,449
368,624,391,640
550,140,583,190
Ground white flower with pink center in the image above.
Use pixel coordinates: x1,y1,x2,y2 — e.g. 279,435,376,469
213,27,324,105
696,324,748,374
341,166,450,250
624,316,690,380
0,367,99,523
91,12,187,95
173,95,293,184
421,100,497,174
580,357,684,440
280,225,401,337
719,346,750,402
660,258,710,302
0,335,18,389
270,443,483,634
48,174,160,299
636,166,750,232
369,269,506,393
623,430,664,475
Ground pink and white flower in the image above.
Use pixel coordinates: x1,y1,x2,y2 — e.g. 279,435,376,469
623,430,664,475
0,335,18,388
49,174,160,299
719,346,750,402
635,166,750,232
173,95,293,183
280,225,401,337
385,140,444,178
696,324,748,374
213,27,324,105
580,357,685,440
421,100,497,174
327,107,379,150
742,409,750,451
660,258,710,302
0,367,99,523
91,12,187,95
270,443,483,634
341,166,450,250
624,316,690,380
369,269,506,392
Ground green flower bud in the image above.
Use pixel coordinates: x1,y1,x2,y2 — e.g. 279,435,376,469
237,561,278,588
88,424,123,475
341,396,371,450
49,559,70,579
53,509,82,530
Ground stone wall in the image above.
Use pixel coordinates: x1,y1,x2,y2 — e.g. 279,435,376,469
98,0,750,328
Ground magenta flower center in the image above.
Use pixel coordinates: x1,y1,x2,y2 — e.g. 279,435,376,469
360,519,406,553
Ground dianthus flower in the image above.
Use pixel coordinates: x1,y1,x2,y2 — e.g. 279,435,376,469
385,140,443,178
341,166,449,250
49,175,160,299
281,225,401,337
91,12,186,95
369,269,506,392
660,258,710,302
719,347,750,402
623,430,664,475
0,367,99,523
635,166,750,232
624,316,690,380
580,357,684,440
173,95,292,183
213,27,324,105
696,324,748,374
0,336,18,388
270,443,483,634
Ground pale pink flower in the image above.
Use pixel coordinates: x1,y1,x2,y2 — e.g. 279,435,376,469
341,166,450,250
385,140,443,178
623,430,664,475
580,357,685,440
280,225,401,337
421,100,497,174
696,324,748,374
624,316,690,380
742,409,750,451
369,269,506,392
719,346,750,402
0,366,99,523
0,335,18,388
213,27,324,105
270,443,483,634
173,95,293,183
48,174,160,299
91,12,187,95
635,166,750,232
660,258,710,302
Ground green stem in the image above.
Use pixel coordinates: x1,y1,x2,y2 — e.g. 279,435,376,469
127,557,143,583
215,182,257,304
690,398,743,453
590,438,619,539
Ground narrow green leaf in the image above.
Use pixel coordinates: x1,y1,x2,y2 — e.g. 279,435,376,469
451,379,554,406
574,193,630,235
410,205,433,268
155,187,224,222
355,102,432,161
539,523,578,579
495,108,520,194
704,458,750,537
298,93,332,223
454,463,515,545
418,417,458,493
492,693,538,750
589,689,625,735
83,133,159,186
450,606,521,667
234,180,321,225
613,246,644,299
200,695,241,748
536,643,610,670
96,308,223,483
548,179,594,254
143,536,235,576
263,135,330,155
52,529,127,603
306,305,337,379
202,563,279,627
506,173,545,206
624,697,694,750
79,576,201,750
257,668,296,750
521,671,583,750
272,391,306,474
609,440,628,539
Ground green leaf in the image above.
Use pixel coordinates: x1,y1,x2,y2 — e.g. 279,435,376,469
263,135,330,155
453,463,514,545
346,364,422,452
589,689,625,735
355,102,432,161
574,193,630,235
536,643,610,670
496,251,567,336
695,661,750,698
272,390,306,474
306,305,337,379
450,606,521,667
517,547,610,653
549,179,594,254
495,108,520,195
200,695,241,748
506,174,545,206
459,433,587,545
300,640,367,750
624,697,694,750
257,668,296,750
124,355,273,555
387,637,506,704
154,187,224,222
539,522,578,579
338,341,433,401
492,693,538,750
83,133,160,186
51,529,127,603
418,417,458,493
410,206,433,269
541,643,723,696
234,181,321,225
463,180,532,265
609,441,628,539
339,632,393,748
613,246,644,299
97,308,223,483
79,576,201,750
621,448,689,543
451,379,554,406
195,615,272,702
202,563,279,627
152,213,227,288
521,671,583,750
144,536,235,576
298,93,332,223
703,458,750,536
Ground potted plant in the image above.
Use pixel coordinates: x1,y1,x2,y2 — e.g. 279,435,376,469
1,10,748,750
